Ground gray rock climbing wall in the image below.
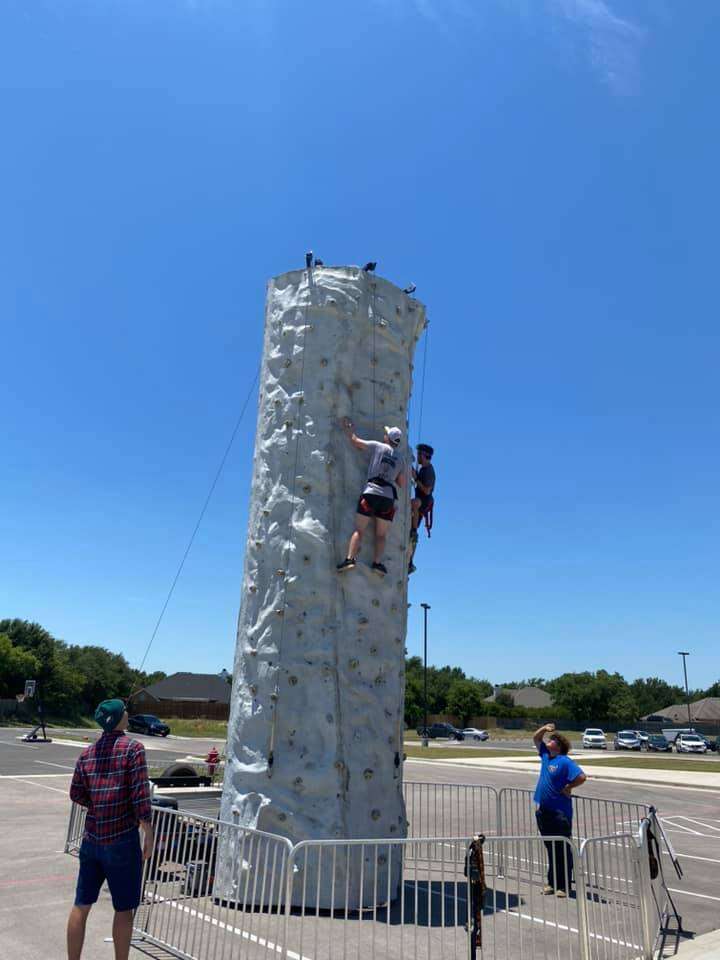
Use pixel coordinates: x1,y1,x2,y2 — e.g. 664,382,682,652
218,265,426,907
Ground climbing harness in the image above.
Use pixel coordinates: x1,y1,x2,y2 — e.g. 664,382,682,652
464,834,487,957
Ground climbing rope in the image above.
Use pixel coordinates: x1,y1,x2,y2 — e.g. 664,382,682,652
371,282,377,432
415,322,429,448
267,298,311,776
127,366,261,701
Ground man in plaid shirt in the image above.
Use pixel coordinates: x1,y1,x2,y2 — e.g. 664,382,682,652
67,699,154,960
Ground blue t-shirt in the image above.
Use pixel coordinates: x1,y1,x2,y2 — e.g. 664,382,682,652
533,741,583,819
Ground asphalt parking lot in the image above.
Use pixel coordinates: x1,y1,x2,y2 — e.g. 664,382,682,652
1,727,717,959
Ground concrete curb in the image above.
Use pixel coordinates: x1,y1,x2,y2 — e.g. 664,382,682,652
674,930,720,958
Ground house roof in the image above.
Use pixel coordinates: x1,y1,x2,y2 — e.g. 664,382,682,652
137,672,232,705
483,686,553,709
642,698,720,723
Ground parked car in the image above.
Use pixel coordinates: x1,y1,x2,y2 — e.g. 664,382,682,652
675,733,707,754
462,727,489,741
614,730,642,751
646,734,672,752
701,736,717,752
582,728,608,749
416,722,465,741
633,730,650,748
128,714,171,737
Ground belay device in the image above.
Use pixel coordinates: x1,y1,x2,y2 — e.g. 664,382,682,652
464,834,487,957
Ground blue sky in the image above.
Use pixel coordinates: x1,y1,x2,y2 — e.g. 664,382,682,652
2,0,718,691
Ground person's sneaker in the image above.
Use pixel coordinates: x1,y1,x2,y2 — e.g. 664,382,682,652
372,562,387,576
337,558,356,572
542,885,554,895
408,562,417,575
555,889,567,899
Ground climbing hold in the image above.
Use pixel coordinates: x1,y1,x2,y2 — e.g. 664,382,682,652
249,585,257,593
389,824,397,833
275,608,284,616
250,684,258,695
303,555,311,564
278,812,287,822
349,658,359,669
325,713,334,724
334,761,345,771
371,809,381,821
284,359,292,367
270,691,279,701
288,676,298,686
293,777,304,789
249,648,257,657
363,768,373,780
320,358,328,367
302,484,311,493
371,598,380,608
370,645,378,655
276,569,285,577
358,615,369,625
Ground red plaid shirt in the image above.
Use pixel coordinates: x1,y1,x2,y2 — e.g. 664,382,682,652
70,730,152,844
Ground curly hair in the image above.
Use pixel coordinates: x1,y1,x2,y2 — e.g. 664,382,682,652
549,732,571,755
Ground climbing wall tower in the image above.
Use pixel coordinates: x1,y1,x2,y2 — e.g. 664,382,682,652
218,265,426,906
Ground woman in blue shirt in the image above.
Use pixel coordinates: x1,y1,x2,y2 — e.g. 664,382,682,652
533,723,587,896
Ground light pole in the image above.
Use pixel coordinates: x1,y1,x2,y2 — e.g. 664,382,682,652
678,651,692,727
421,603,431,748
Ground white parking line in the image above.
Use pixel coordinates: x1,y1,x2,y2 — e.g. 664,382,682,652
669,888,720,903
7,777,68,795
35,760,75,770
676,816,720,833
663,851,720,865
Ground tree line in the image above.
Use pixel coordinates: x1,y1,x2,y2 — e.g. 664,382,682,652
0,619,166,719
403,657,720,728
2,618,717,727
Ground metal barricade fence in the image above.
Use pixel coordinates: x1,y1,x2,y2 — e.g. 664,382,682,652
579,834,650,960
134,805,292,960
65,800,87,855
284,834,590,960
62,797,661,960
498,787,651,844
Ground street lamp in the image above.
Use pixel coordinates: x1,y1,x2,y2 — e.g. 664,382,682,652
678,652,692,727
421,603,431,748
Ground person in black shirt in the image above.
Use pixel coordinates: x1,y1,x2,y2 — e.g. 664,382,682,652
409,443,435,574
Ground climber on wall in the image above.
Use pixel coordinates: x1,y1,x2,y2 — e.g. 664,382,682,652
408,443,435,575
336,417,407,576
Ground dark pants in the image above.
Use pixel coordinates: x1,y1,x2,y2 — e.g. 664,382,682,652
536,808,573,892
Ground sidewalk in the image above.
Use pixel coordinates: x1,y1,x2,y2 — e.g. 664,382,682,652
407,754,720,790
673,930,720,958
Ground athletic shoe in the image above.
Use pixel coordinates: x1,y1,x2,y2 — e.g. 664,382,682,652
372,562,387,575
542,885,554,895
555,889,567,899
337,558,356,572
408,562,417,575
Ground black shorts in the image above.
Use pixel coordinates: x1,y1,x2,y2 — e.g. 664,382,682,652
357,494,396,522
415,492,434,517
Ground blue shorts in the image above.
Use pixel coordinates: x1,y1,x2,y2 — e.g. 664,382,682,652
75,831,143,912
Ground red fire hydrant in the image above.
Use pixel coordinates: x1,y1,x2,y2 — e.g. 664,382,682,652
206,746,220,779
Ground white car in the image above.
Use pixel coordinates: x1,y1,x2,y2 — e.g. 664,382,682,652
634,730,650,748
462,728,489,741
582,728,608,749
675,733,707,754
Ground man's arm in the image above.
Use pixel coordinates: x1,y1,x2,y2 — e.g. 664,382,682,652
69,757,90,807
562,772,587,797
341,417,370,451
533,723,555,749
397,468,407,490
128,742,154,860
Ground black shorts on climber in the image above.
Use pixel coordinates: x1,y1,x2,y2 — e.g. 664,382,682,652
408,442,436,575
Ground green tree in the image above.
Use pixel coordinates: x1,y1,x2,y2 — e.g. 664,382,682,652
629,677,684,717
607,689,640,725
0,634,41,698
547,670,629,724
495,690,515,710
446,679,486,726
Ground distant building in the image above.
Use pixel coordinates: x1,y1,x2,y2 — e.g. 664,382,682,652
483,685,553,710
642,697,720,724
130,671,232,719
